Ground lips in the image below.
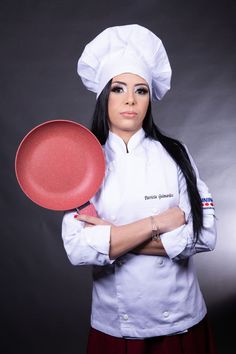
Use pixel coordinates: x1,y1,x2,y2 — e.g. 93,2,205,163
120,111,137,117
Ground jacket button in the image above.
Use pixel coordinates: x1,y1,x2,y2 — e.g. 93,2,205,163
163,311,169,318
123,314,129,321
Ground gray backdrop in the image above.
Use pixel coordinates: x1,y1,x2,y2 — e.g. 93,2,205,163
1,0,235,353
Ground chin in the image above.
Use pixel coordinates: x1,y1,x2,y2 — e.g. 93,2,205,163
121,123,142,132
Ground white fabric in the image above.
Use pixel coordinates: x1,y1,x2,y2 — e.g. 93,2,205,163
77,24,172,100
62,129,217,338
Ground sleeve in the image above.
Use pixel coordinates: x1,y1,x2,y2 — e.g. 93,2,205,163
61,210,115,266
160,149,217,261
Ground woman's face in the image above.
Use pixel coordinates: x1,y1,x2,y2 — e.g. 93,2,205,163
108,73,150,142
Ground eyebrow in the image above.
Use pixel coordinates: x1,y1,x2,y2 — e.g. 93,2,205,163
112,80,149,88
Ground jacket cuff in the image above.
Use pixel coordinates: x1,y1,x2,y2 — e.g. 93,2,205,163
160,225,189,259
85,225,112,255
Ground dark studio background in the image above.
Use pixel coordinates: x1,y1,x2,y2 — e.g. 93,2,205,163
1,0,236,353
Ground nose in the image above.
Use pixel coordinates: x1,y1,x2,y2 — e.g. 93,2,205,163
125,90,136,105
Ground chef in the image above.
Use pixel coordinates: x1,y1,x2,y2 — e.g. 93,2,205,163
62,24,217,354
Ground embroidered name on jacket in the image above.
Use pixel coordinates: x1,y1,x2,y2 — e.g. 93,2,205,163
158,193,174,200
144,193,174,200
145,195,157,200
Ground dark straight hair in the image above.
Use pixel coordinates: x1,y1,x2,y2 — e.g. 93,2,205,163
91,80,203,243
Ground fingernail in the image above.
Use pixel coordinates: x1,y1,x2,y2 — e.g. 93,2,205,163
74,214,78,218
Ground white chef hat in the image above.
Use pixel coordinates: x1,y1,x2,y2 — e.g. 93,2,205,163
77,24,172,101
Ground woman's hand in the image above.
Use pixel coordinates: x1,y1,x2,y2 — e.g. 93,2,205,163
154,207,186,234
132,238,167,256
74,214,112,227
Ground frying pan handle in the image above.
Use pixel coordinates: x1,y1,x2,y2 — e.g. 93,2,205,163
76,201,98,217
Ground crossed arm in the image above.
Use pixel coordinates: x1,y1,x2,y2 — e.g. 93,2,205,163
75,207,185,259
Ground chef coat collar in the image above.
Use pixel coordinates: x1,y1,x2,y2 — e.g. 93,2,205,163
105,128,146,156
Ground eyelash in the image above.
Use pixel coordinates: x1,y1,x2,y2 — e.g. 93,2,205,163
111,85,124,93
110,85,149,95
136,87,149,95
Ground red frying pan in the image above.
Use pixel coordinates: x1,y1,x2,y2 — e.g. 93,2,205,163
15,120,105,215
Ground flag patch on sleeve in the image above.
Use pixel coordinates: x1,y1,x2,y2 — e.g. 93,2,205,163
201,197,214,210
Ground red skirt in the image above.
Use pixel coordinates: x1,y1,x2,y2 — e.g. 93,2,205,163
87,316,218,354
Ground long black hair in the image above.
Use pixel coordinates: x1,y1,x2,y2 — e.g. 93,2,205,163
91,80,203,243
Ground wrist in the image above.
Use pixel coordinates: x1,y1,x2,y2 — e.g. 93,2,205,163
150,216,161,241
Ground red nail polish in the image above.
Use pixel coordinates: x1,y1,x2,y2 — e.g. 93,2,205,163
74,214,78,218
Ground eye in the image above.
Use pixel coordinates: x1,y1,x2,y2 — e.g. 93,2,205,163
135,86,149,95
110,85,125,93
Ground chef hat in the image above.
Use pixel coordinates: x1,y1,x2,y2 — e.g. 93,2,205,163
77,24,172,101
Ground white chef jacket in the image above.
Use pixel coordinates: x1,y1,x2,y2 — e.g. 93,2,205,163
62,128,217,338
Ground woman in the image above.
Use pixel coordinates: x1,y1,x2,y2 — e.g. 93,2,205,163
62,24,217,354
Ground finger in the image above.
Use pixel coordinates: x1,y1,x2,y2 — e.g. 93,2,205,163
84,222,94,228
74,214,107,225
